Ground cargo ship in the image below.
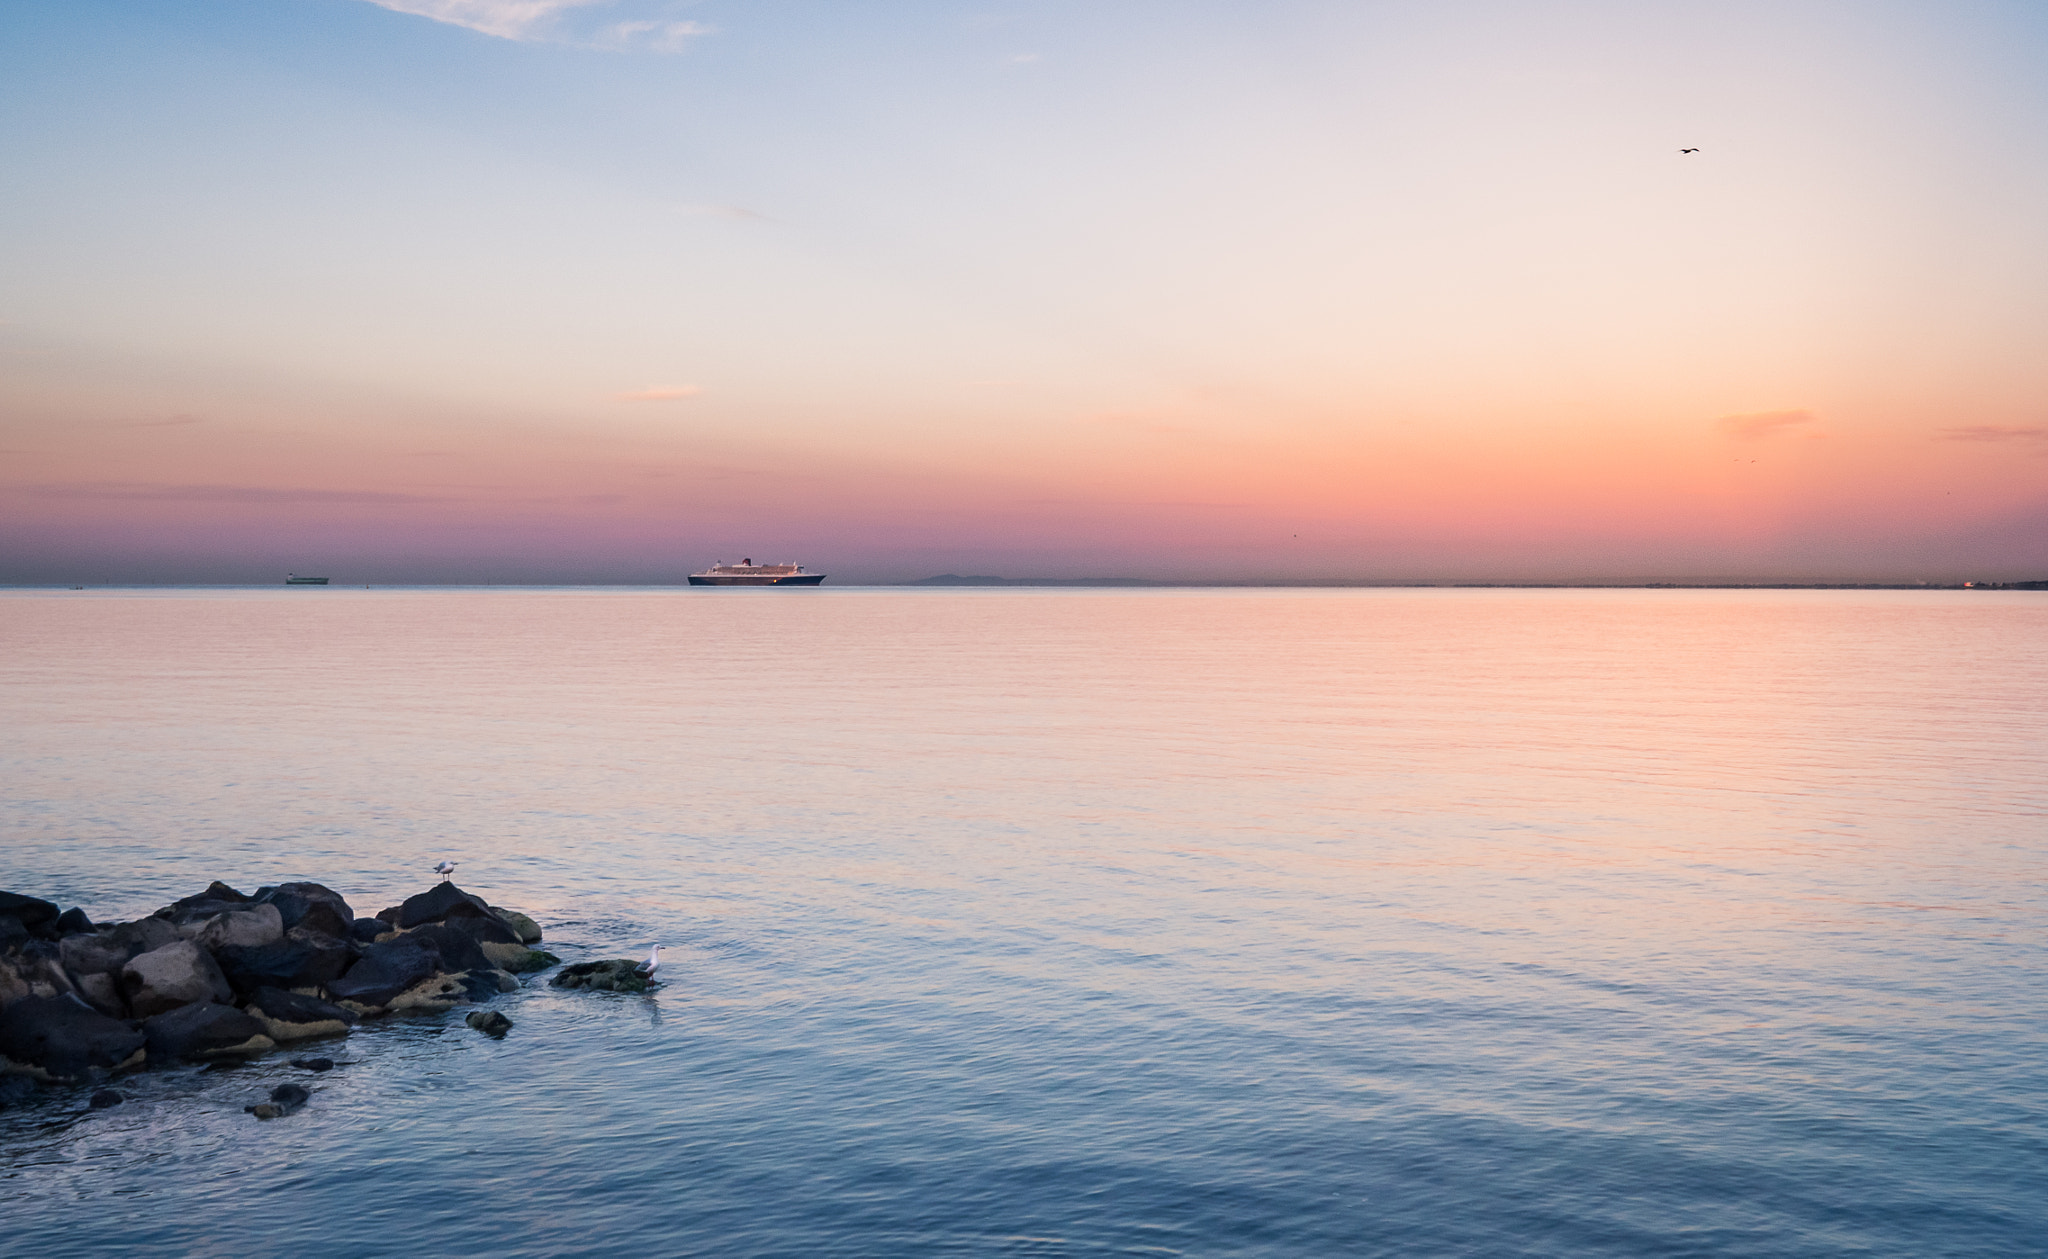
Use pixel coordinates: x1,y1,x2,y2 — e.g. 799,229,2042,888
285,574,330,585
688,559,826,587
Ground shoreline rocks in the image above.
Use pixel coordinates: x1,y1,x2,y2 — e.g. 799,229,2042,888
0,879,551,1103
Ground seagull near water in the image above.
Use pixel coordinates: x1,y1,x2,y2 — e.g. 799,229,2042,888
432,859,457,882
637,944,663,980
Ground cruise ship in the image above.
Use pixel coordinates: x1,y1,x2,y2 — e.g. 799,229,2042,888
688,559,827,587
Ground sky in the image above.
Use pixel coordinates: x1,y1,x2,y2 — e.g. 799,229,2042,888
3,0,2046,583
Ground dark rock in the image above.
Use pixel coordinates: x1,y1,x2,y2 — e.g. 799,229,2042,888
53,908,94,936
454,971,511,1003
215,940,315,996
255,883,354,940
249,987,358,1027
450,913,522,947
349,918,388,944
550,959,655,993
106,917,178,957
245,1103,284,1119
491,907,545,944
121,940,234,1017
327,940,439,1008
284,927,358,984
271,1081,310,1108
191,904,285,951
71,971,127,1019
173,881,251,910
0,1074,39,1109
59,930,137,977
289,1057,336,1072
394,882,493,930
89,1089,123,1109
0,914,27,950
0,892,60,931
464,1010,512,1037
0,994,147,1084
142,1001,273,1061
403,923,495,975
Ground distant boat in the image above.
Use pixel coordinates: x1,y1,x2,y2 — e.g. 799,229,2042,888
285,574,330,585
688,559,826,587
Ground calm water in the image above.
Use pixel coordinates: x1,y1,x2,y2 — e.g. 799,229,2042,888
2,588,2044,1257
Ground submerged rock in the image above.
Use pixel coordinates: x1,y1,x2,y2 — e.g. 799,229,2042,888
550,959,655,993
121,940,234,1017
142,1001,274,1061
0,994,147,1084
464,1010,512,1037
289,1057,336,1072
89,1088,124,1109
485,945,559,974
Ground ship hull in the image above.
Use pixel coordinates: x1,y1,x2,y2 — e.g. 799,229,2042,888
688,573,827,586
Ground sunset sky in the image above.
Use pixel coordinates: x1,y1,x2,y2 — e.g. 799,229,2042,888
4,0,2046,582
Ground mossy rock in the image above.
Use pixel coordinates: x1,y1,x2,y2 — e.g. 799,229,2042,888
497,948,560,974
549,959,652,993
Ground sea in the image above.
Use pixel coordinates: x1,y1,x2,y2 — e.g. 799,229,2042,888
2,587,2044,1257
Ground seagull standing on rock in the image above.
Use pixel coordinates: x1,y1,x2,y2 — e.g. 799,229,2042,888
433,860,458,882
637,944,663,981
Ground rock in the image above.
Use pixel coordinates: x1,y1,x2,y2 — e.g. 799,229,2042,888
59,930,137,977
450,913,522,947
327,940,439,1008
465,1010,512,1037
142,1001,275,1061
121,940,234,1017
3,947,81,1006
246,987,356,1042
289,1057,335,1072
484,944,559,974
71,971,127,1019
89,1088,123,1109
284,928,358,984
403,923,495,975
386,973,481,1013
0,956,29,1009
192,904,284,952
348,918,387,944
246,1103,284,1119
393,882,493,930
0,915,27,950
271,1081,310,1109
550,959,655,993
0,994,147,1084
173,881,252,909
0,892,60,933
216,931,356,996
490,907,545,944
107,917,178,957
255,883,354,941
52,908,94,937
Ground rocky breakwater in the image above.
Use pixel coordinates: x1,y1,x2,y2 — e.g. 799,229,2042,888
0,881,556,1100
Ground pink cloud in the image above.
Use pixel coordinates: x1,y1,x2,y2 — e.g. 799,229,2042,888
1937,425,2048,443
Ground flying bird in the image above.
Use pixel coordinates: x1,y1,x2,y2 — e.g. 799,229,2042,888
1680,148,1699,154
637,944,663,980
433,859,457,881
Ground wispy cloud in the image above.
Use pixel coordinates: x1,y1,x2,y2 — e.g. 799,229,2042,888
362,1,711,51
10,482,450,504
1937,425,2048,443
1715,409,1815,440
613,385,702,401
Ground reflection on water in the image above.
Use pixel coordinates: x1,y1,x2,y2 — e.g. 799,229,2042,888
3,588,2045,1256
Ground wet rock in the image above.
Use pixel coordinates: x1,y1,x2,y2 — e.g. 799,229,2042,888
246,1102,285,1119
348,918,388,944
0,1074,39,1109
403,923,495,975
490,907,545,944
247,1081,309,1119
192,904,284,952
89,1088,123,1109
246,987,356,1042
142,1001,275,1061
465,1010,512,1037
0,892,60,934
121,940,234,1017
71,971,127,1019
289,1057,336,1072
0,994,147,1084
0,915,27,950
550,959,655,993
327,939,439,1008
284,928,357,984
485,945,559,974
451,913,522,947
52,908,94,937
386,973,479,1013
215,939,316,996
255,883,354,941
393,882,493,930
